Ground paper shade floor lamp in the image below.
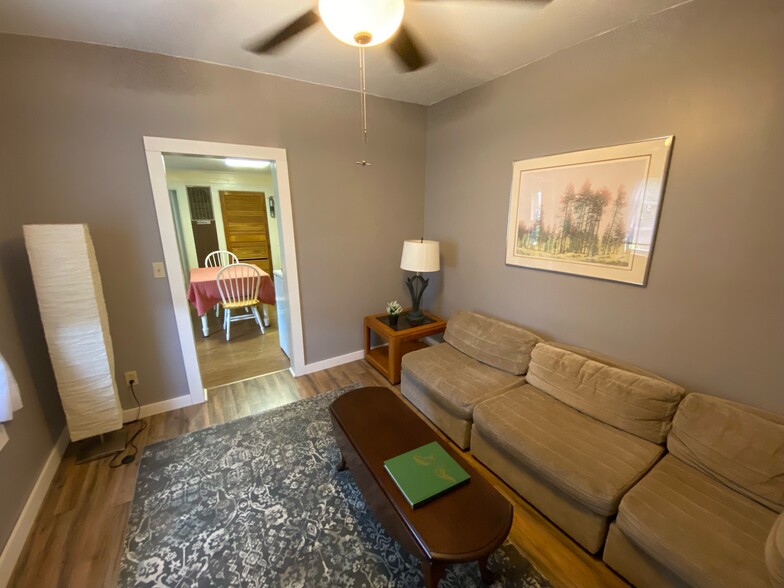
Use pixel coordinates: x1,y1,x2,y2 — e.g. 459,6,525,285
24,224,125,463
400,239,440,322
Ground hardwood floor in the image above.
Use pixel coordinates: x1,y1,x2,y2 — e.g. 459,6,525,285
9,360,628,588
192,304,290,389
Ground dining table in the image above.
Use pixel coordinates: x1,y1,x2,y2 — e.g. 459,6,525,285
187,266,276,337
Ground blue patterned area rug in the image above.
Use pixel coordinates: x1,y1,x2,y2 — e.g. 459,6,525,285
119,385,550,587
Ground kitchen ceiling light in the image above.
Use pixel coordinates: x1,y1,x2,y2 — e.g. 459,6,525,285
318,0,405,47
224,158,271,169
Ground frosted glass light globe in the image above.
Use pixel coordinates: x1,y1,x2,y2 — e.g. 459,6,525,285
318,0,405,47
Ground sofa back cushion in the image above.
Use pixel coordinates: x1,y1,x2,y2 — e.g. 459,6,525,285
526,343,685,444
443,310,542,375
668,393,784,512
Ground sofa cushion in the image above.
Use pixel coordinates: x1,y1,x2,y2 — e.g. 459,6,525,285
617,454,778,588
402,343,523,420
442,310,542,375
473,384,663,516
548,342,675,381
766,513,784,586
668,393,784,513
526,343,685,444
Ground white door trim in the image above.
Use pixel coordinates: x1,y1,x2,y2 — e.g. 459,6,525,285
143,137,306,405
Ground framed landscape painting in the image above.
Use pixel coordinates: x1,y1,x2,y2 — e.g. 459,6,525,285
505,137,674,286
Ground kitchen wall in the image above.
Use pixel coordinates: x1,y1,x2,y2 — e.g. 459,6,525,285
424,0,784,413
0,33,425,556
165,168,281,272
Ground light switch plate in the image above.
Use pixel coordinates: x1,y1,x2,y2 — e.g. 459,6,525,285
152,262,166,278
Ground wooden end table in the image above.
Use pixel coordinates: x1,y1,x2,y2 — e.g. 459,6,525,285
364,310,447,384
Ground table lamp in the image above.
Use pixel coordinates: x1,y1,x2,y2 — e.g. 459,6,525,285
400,239,440,322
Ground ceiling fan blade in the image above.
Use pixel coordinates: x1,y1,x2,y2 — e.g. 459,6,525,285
389,25,430,72
246,10,320,54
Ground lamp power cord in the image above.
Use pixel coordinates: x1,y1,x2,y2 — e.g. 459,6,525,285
109,380,147,468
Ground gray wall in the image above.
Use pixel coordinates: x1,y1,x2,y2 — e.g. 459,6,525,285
1,33,426,402
425,0,784,413
0,34,425,553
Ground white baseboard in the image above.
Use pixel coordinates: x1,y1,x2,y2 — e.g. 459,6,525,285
295,350,364,376
293,339,439,378
122,394,193,422
0,427,70,588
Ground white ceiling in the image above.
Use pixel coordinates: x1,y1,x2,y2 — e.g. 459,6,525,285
0,0,691,105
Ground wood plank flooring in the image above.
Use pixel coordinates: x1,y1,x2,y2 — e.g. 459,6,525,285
192,304,290,389
9,360,628,588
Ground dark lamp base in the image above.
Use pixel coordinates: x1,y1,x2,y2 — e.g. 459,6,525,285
75,428,126,464
406,310,425,323
405,274,430,325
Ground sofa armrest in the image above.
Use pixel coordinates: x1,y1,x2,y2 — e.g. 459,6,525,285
767,512,784,587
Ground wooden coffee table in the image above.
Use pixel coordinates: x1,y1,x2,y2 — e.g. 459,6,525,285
330,387,513,587
364,310,447,384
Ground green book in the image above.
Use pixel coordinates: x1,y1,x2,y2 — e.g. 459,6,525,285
384,441,470,508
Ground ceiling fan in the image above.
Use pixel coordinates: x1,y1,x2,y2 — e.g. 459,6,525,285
247,0,425,71
246,0,550,72
247,0,548,166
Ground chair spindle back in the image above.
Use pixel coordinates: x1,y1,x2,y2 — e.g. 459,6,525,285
205,250,239,268
216,263,262,306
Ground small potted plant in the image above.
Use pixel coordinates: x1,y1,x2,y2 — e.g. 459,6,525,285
386,300,403,327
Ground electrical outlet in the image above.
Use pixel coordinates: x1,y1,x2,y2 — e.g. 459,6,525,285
124,371,139,386
152,262,166,278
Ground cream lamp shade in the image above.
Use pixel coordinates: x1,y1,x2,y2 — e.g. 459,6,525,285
400,240,440,273
24,224,127,462
318,0,405,47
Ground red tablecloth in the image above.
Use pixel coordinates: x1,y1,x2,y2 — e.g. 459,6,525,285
187,266,276,316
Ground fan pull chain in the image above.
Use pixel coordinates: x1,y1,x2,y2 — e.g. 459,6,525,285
356,46,371,167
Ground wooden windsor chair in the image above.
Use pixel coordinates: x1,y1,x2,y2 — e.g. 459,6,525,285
216,263,265,341
205,250,239,319
204,250,239,268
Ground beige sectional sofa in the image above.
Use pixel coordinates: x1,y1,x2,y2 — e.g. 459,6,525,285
603,393,784,587
400,310,542,449
472,342,685,553
399,309,784,587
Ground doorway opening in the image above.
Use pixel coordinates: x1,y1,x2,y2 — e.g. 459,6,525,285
144,138,305,406
165,154,290,389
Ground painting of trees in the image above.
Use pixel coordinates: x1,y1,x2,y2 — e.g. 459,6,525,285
506,137,673,285
515,180,631,266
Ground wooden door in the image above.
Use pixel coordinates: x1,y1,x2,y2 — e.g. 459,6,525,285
219,191,273,274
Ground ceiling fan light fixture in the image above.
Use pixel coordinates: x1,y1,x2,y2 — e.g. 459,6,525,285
318,0,405,47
